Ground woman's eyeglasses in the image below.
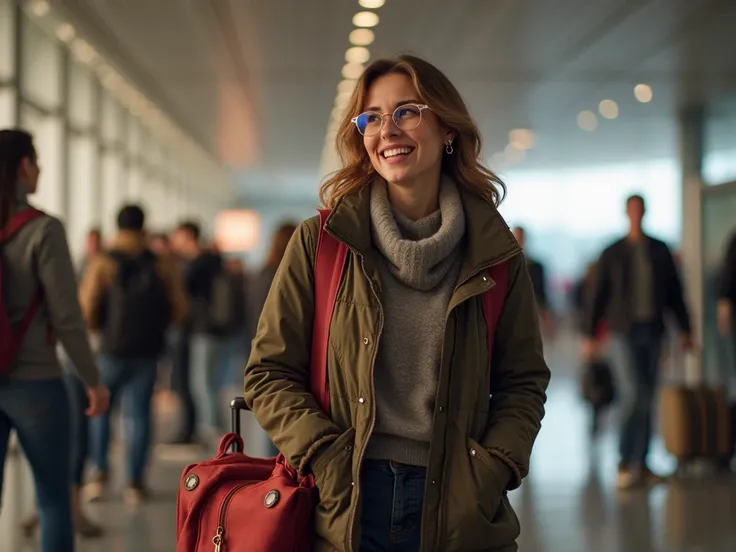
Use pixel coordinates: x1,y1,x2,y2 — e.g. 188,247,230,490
351,104,430,136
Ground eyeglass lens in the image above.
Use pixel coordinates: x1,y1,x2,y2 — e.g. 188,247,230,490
355,105,423,136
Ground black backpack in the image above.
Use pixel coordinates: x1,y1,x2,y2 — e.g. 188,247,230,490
206,268,246,334
101,251,170,357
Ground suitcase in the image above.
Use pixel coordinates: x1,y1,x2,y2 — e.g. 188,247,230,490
658,384,733,467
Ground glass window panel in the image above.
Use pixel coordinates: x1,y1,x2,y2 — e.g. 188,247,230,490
21,105,64,217
704,100,736,185
0,86,15,126
69,61,95,128
67,135,95,263
0,0,15,80
101,151,124,238
20,15,62,110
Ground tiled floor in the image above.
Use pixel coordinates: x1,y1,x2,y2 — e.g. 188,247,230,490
2,335,735,552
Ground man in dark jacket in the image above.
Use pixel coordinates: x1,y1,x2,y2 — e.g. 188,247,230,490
512,226,554,335
582,194,692,489
717,231,736,344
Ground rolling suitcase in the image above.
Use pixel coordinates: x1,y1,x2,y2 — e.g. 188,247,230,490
658,349,734,471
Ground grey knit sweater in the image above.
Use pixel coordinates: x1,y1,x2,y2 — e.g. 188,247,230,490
364,177,465,466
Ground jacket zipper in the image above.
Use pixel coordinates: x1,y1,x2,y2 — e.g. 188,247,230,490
345,249,384,552
211,482,249,552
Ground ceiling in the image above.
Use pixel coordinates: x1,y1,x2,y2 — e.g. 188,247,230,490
51,0,736,202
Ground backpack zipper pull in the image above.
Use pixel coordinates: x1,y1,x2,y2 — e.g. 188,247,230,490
212,526,224,552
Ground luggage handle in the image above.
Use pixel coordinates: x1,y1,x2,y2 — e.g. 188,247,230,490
230,396,249,436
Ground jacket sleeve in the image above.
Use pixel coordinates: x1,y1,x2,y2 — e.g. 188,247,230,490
37,218,100,388
583,249,611,338
663,243,691,333
244,217,343,475
718,233,736,301
481,254,550,490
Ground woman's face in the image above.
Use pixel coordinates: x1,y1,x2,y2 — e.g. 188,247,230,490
361,73,452,189
18,154,40,194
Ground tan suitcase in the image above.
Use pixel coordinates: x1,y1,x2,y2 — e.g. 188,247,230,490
658,385,733,464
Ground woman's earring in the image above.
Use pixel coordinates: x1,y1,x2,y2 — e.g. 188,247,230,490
445,141,454,155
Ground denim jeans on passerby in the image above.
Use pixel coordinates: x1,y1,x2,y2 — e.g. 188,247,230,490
359,459,426,552
89,356,157,485
618,321,663,468
0,379,73,552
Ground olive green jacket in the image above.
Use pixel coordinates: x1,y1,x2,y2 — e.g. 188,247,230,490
245,184,550,552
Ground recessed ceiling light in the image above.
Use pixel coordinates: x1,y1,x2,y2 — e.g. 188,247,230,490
577,110,598,131
634,84,653,103
30,0,50,17
338,79,357,95
508,128,535,150
345,46,370,64
353,11,380,27
56,23,76,43
349,28,375,46
598,99,619,119
359,0,385,8
342,63,365,80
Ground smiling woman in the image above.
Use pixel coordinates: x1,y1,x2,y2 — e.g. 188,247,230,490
245,54,550,552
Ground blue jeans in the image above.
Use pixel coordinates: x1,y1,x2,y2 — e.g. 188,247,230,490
89,356,157,484
190,334,224,432
0,379,73,552
619,322,663,467
359,459,426,552
64,372,89,486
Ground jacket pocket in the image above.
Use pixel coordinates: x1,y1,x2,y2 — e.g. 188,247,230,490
442,436,520,551
312,427,356,550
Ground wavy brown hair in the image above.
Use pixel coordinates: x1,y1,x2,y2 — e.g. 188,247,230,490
319,55,506,208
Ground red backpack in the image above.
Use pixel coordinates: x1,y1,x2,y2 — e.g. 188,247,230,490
0,208,45,377
175,210,510,552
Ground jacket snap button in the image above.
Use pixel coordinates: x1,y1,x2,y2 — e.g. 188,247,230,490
345,445,353,451
470,448,477,457
431,480,437,485
363,337,369,345
482,276,488,282
438,406,444,413
358,397,365,404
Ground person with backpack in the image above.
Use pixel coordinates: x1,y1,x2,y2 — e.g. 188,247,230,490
0,128,110,552
170,221,234,446
79,204,188,506
244,56,550,552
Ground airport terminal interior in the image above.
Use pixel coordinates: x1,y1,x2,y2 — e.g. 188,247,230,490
1,0,735,550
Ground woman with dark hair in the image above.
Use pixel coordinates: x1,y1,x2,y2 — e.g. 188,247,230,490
0,129,109,552
245,56,550,552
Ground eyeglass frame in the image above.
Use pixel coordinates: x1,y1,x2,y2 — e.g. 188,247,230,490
351,104,431,136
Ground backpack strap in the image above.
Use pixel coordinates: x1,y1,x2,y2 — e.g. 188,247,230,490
0,208,44,243
481,261,510,364
0,209,46,353
311,209,349,414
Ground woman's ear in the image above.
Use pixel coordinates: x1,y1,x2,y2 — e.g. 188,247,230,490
444,128,457,144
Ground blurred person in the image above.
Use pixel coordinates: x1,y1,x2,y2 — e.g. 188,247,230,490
171,221,228,444
0,129,109,552
582,194,692,490
513,225,554,336
23,226,108,538
77,227,102,278
219,257,249,388
248,222,297,456
717,230,735,342
149,232,172,258
79,204,188,506
244,55,550,552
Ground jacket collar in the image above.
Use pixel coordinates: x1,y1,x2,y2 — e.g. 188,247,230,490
325,177,521,282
